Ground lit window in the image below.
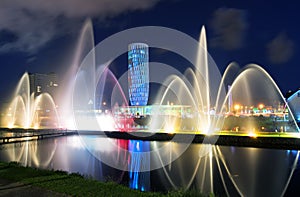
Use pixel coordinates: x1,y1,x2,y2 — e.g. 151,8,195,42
37,86,41,93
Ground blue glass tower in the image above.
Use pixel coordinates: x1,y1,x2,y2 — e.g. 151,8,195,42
128,43,149,106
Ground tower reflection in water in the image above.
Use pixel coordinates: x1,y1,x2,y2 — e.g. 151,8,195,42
128,140,150,191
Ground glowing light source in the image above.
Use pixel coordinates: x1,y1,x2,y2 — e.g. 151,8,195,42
7,123,14,129
234,104,240,111
165,125,175,134
258,103,264,109
33,124,39,130
95,114,116,131
248,131,257,138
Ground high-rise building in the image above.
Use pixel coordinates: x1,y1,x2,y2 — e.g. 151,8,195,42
128,43,149,106
128,43,150,190
29,72,58,98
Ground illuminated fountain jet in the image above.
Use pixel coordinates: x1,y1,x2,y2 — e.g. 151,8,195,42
4,73,60,129
150,27,300,195
71,21,299,134
70,20,300,196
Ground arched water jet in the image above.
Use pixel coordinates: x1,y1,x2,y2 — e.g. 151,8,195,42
32,93,61,128
154,75,199,132
7,96,27,128
103,67,129,109
4,72,60,129
215,62,240,114
12,73,31,128
221,64,299,132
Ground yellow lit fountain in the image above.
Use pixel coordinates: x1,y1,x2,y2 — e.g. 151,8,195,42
4,73,60,129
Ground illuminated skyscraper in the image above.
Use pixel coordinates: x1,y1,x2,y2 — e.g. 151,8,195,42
128,44,150,190
128,43,149,106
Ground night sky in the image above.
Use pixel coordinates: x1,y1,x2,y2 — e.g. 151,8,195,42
0,0,299,102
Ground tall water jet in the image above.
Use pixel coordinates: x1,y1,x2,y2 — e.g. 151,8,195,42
151,26,226,134
195,26,211,133
32,93,61,128
57,18,96,129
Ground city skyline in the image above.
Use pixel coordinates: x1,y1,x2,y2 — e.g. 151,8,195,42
0,0,299,102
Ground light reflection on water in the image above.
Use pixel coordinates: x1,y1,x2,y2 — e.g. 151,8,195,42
0,135,299,196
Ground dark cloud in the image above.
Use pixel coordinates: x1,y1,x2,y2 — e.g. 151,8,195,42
210,8,247,50
0,0,161,53
0,30,18,45
267,32,294,64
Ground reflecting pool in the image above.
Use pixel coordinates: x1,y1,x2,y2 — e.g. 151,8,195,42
0,134,299,196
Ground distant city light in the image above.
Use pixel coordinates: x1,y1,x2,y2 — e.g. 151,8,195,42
234,104,240,111
258,104,264,109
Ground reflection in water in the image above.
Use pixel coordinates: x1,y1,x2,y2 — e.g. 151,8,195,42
0,135,299,196
128,140,150,191
0,139,57,168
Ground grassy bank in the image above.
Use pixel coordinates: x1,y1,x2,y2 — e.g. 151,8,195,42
0,162,211,197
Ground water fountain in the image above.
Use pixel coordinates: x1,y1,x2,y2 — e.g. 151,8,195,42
70,21,300,196
1,19,300,196
3,72,60,129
